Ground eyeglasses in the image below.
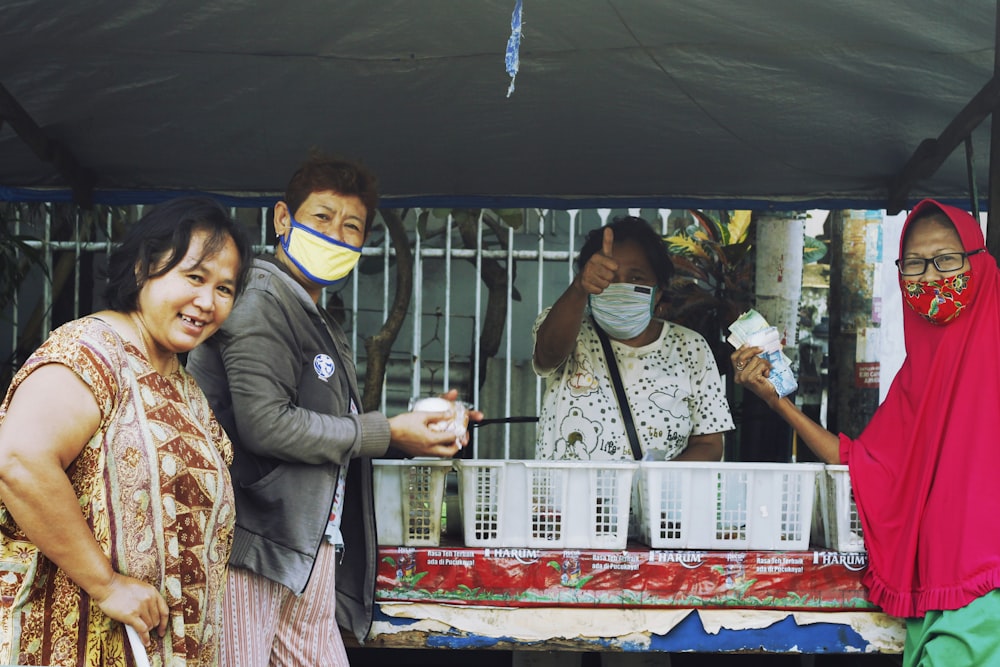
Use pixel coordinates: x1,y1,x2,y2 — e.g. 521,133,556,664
894,248,985,276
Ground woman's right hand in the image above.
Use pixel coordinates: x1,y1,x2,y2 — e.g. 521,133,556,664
388,411,464,459
731,345,780,408
732,344,842,464
575,227,618,296
93,572,169,646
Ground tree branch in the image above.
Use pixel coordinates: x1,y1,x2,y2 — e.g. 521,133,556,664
362,209,413,412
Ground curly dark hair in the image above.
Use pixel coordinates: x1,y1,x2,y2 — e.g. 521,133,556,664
103,196,254,312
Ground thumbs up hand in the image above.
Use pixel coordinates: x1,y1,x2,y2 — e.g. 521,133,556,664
576,227,617,295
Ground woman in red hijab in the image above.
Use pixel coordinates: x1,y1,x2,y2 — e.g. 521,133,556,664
732,199,1000,666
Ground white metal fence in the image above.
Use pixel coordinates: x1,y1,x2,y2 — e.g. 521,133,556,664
1,201,687,459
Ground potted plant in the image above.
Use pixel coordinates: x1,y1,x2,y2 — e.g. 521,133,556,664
662,209,754,369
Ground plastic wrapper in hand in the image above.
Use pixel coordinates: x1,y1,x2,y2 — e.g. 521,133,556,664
410,396,470,446
728,310,798,398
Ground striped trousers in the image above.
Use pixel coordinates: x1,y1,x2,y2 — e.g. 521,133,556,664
220,542,350,667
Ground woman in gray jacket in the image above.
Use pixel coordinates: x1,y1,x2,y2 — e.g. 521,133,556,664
188,154,472,666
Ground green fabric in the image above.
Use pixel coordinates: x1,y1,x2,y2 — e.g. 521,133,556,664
904,589,1000,666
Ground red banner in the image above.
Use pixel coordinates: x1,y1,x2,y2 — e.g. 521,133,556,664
376,546,875,611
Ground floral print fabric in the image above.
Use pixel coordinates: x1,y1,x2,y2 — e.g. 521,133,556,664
0,317,234,666
900,270,973,325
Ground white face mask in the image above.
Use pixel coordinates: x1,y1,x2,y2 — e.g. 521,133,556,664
589,283,657,340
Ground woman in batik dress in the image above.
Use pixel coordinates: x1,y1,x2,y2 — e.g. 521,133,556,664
0,197,253,666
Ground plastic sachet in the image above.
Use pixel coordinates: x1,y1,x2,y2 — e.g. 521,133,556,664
727,309,798,398
409,396,471,447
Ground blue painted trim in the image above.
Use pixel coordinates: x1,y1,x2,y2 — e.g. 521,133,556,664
0,185,986,213
643,612,869,654
372,607,877,654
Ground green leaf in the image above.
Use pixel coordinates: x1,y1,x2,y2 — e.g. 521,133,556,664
803,235,828,263
0,229,49,309
495,208,524,230
689,209,722,242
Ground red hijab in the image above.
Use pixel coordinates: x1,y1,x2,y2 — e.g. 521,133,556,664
840,199,1000,617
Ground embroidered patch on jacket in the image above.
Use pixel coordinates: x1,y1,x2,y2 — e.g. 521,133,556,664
314,354,336,381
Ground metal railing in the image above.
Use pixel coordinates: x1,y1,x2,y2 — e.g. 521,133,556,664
2,202,676,458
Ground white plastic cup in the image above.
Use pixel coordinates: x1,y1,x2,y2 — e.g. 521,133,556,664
409,396,470,445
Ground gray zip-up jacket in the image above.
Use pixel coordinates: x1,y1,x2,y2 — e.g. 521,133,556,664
187,256,391,643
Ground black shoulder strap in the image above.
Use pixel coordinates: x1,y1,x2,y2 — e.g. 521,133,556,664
593,319,643,460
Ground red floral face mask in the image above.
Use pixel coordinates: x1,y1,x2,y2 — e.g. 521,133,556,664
900,270,973,325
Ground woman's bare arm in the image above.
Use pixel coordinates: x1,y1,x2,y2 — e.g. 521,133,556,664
0,365,169,642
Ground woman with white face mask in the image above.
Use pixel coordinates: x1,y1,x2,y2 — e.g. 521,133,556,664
532,215,733,462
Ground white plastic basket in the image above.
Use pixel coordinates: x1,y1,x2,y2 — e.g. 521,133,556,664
373,459,454,546
635,461,824,551
817,464,865,552
455,459,638,549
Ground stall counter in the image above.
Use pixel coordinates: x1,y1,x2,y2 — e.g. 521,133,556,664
365,544,905,654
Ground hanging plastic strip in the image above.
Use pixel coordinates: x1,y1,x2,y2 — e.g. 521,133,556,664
505,0,523,97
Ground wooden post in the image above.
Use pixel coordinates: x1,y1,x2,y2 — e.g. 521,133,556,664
740,212,803,462
828,210,881,439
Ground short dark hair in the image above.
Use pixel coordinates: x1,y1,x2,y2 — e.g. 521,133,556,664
284,153,379,234
103,196,255,312
577,215,674,289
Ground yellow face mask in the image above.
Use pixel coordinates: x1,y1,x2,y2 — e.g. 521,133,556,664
280,217,363,286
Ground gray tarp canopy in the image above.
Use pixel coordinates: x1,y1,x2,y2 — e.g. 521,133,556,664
1,0,998,210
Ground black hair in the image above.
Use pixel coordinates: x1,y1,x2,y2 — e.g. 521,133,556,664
103,196,255,312
577,215,674,289
284,152,379,235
